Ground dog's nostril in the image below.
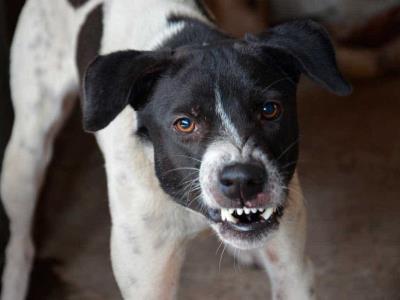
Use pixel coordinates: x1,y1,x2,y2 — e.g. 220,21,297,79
221,179,234,187
247,179,261,186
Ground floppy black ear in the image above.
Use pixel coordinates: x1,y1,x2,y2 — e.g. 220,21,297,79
250,20,352,96
82,50,172,132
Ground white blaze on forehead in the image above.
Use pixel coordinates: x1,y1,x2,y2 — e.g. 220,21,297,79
215,87,242,146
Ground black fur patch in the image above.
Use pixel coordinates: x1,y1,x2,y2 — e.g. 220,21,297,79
76,4,103,82
67,0,89,8
26,259,71,299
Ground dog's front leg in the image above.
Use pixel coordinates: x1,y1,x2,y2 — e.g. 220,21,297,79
96,110,205,300
110,221,188,300
257,174,315,300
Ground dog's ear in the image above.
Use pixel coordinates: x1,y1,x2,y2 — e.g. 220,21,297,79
82,50,172,132
248,20,352,96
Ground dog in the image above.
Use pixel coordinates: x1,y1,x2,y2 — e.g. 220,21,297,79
0,0,351,299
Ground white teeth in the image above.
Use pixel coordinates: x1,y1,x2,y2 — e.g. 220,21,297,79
221,209,238,223
221,209,227,221
222,206,276,223
261,208,274,220
226,212,238,223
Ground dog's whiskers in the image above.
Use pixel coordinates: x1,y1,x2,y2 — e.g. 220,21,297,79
218,244,227,272
172,154,202,163
163,167,200,176
215,240,224,255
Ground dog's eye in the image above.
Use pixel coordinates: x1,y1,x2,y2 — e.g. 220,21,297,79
174,117,195,133
261,101,282,121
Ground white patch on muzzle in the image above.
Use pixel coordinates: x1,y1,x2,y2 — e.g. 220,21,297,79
199,139,285,210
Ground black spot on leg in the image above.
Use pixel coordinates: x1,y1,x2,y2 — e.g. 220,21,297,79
130,235,141,255
141,213,152,225
309,286,315,296
129,277,137,287
120,224,141,254
28,34,44,50
19,141,38,155
132,245,141,255
34,67,45,77
153,235,167,250
276,292,283,300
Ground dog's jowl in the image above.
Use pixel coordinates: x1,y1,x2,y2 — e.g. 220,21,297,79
0,0,351,299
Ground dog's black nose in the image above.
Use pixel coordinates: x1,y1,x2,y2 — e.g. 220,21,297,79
219,163,266,201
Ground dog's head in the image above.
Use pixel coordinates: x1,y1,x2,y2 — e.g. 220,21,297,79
82,20,351,249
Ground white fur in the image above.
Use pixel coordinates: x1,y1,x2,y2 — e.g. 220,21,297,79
1,0,314,299
215,87,242,146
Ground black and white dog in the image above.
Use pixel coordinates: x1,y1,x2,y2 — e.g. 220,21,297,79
0,0,351,299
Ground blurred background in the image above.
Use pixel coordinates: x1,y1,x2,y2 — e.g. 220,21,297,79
0,0,399,299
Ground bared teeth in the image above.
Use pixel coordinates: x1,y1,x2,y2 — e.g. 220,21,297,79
221,207,277,223
225,212,238,223
221,209,238,223
261,208,274,220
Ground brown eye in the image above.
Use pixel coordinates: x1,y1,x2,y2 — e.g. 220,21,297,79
174,117,195,133
261,101,282,120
